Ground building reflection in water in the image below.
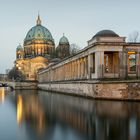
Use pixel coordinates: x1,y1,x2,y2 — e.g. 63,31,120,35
14,90,140,140
17,95,23,124
0,87,5,103
16,90,46,133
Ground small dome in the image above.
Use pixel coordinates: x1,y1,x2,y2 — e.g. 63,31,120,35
16,44,23,50
59,34,69,44
93,30,119,38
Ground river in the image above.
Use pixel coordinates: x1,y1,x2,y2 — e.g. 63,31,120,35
0,88,139,140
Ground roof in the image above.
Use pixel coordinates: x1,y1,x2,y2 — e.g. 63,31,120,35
93,30,119,38
16,44,23,50
59,34,69,44
24,15,54,43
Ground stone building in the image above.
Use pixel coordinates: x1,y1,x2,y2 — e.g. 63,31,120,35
38,30,140,82
15,15,70,80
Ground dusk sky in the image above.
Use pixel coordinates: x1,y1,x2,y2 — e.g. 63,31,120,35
0,0,140,73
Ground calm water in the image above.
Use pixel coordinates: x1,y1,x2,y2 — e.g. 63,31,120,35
0,88,140,140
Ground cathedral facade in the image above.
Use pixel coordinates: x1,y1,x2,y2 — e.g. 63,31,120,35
15,15,70,80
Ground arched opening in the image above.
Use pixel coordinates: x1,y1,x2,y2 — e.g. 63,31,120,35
128,52,136,73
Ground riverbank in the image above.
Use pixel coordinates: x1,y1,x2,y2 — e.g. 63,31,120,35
38,79,140,100
2,81,37,90
3,79,140,100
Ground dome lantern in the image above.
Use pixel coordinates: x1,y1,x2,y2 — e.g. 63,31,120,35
36,13,41,25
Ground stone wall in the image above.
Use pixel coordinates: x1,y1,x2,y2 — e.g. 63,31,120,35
38,81,140,100
5,81,37,90
15,82,38,90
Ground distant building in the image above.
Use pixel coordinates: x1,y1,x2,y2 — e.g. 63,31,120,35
15,15,70,80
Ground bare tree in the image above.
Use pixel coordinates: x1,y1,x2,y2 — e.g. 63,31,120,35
128,31,140,42
8,67,25,81
70,43,81,55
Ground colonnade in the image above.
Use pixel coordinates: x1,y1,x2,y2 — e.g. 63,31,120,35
38,46,140,83
38,50,123,82
38,50,112,82
39,56,90,82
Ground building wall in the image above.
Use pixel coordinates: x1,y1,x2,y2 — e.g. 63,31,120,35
24,40,55,58
16,56,48,80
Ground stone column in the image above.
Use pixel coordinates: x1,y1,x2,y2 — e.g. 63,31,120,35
73,61,75,79
77,60,80,79
83,58,85,78
80,59,82,78
80,58,83,78
72,62,74,79
65,64,67,80
70,62,72,79
80,60,82,78
85,57,88,78
68,64,69,79
76,61,78,78
74,61,76,79
81,58,84,78
119,50,127,79
64,64,66,80
88,54,93,79
67,64,68,79
57,68,59,81
95,51,104,79
136,50,140,78
82,59,84,78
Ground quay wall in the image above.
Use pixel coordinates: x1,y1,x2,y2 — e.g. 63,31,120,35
15,82,37,90
4,81,37,90
38,81,140,100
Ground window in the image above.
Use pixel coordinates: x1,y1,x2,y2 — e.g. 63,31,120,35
38,48,41,55
128,52,136,73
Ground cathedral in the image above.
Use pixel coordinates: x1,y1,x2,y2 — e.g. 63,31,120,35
15,15,70,80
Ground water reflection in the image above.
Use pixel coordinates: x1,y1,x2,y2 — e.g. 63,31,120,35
38,91,140,140
17,95,23,124
1,89,140,140
0,87,5,103
16,91,46,133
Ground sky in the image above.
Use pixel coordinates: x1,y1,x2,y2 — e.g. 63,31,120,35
0,0,140,73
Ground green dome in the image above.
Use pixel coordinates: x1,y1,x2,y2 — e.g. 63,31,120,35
16,44,23,50
24,24,54,42
59,34,69,44
24,15,54,43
